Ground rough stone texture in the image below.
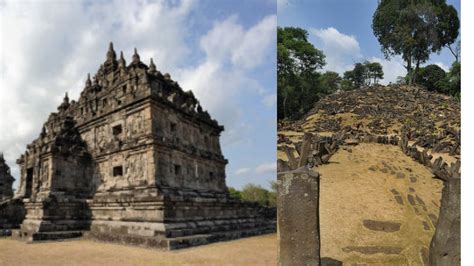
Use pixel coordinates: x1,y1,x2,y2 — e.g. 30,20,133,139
0,199,25,236
429,176,460,266
277,167,320,266
0,154,24,236
7,43,275,248
278,85,460,264
0,154,14,201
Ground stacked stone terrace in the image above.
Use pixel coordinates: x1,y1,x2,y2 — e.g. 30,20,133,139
277,85,460,265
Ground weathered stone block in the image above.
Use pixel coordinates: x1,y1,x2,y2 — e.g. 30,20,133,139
429,177,460,266
277,167,320,266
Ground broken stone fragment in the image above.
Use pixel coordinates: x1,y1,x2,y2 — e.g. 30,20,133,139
344,139,359,145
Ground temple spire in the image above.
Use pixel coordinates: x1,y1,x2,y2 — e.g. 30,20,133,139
86,73,92,87
132,48,140,64
106,42,117,61
149,58,156,73
64,92,69,104
119,51,126,68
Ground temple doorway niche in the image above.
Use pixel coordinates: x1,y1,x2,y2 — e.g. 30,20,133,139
25,168,33,197
317,143,443,265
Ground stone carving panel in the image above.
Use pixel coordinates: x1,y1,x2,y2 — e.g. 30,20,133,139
126,111,146,139
96,124,109,150
39,161,49,191
81,129,95,150
125,153,148,186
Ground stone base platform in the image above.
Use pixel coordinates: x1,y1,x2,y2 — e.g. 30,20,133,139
86,221,275,250
12,229,84,242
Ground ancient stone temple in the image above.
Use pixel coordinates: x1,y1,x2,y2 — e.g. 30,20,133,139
3,43,274,248
0,154,24,236
0,154,14,201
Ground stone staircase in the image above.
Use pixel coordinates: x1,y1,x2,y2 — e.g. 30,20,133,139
12,230,84,242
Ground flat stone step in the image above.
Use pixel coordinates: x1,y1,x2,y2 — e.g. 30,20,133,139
166,226,276,250
14,230,84,242
32,231,84,242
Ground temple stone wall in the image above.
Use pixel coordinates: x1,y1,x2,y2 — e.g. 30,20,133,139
0,154,14,201
7,43,275,248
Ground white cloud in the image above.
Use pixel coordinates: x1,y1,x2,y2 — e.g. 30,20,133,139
0,1,276,189
369,56,407,85
1,0,196,189
263,94,277,107
232,15,277,69
255,162,277,175
433,62,450,72
311,27,362,73
235,168,251,176
309,27,409,84
179,14,276,146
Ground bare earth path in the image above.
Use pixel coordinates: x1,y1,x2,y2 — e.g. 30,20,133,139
0,234,276,266
318,143,443,265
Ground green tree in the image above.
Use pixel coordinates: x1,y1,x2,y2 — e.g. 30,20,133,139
228,187,242,200
372,0,459,84
267,181,277,208
416,64,446,92
241,184,270,206
319,71,342,94
343,63,366,90
366,62,384,85
278,27,326,120
446,61,460,99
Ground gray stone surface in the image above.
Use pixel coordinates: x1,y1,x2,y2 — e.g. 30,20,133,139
6,43,275,248
277,167,320,266
0,153,14,201
429,177,460,266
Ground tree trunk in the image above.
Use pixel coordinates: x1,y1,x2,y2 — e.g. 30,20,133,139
406,57,413,85
413,60,420,85
448,44,459,63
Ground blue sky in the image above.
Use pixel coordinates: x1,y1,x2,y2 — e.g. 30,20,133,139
0,0,276,190
278,0,461,83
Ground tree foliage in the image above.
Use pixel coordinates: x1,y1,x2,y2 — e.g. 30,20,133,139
343,61,384,90
228,187,242,200
416,64,446,92
319,71,342,94
277,27,327,120
413,62,460,99
232,182,277,208
372,0,459,84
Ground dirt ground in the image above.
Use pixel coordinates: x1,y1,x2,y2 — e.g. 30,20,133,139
318,143,443,265
0,234,276,266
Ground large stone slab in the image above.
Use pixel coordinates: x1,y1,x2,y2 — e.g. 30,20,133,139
429,177,460,266
277,167,320,266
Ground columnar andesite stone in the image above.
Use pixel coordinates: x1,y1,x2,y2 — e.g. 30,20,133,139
429,176,460,265
277,167,320,266
6,43,275,248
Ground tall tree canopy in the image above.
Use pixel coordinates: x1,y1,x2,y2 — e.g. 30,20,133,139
278,27,326,120
343,61,384,90
372,0,459,84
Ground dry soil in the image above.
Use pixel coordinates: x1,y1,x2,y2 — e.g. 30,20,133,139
0,234,276,266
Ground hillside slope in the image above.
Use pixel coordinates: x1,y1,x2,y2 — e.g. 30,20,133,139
277,85,460,265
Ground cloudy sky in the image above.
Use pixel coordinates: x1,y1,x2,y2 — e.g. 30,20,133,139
278,0,461,84
0,0,277,190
